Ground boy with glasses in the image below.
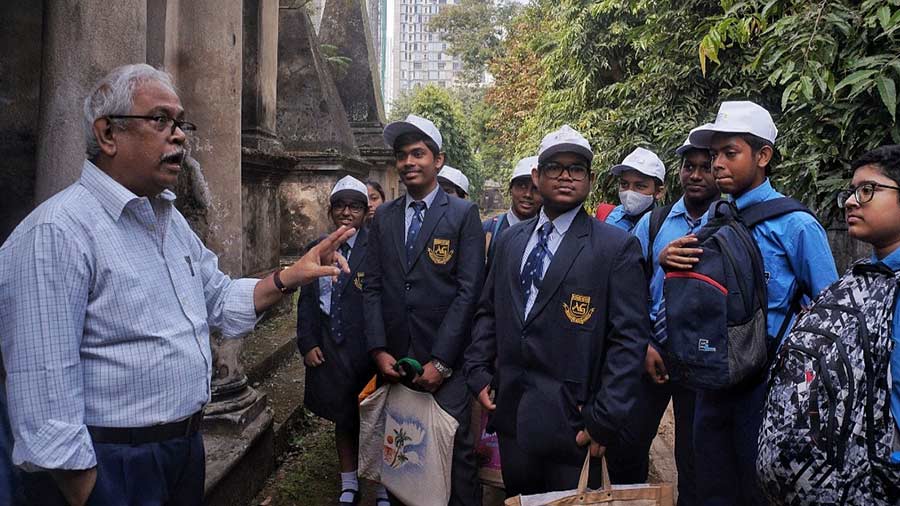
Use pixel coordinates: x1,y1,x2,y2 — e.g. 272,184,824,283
464,125,649,495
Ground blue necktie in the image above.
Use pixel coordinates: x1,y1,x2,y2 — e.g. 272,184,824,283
406,201,426,265
330,243,351,342
652,297,668,344
521,222,554,311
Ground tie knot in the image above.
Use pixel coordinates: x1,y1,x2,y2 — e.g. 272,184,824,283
539,222,553,240
340,243,351,257
411,201,426,213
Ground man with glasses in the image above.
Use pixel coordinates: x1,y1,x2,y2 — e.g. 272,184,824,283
0,64,355,506
464,125,649,495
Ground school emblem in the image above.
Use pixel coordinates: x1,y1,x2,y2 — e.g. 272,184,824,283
427,238,454,265
563,293,595,325
354,272,365,290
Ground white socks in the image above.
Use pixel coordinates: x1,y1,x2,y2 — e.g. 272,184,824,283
340,471,358,503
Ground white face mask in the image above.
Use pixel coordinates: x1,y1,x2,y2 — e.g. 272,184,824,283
619,190,655,216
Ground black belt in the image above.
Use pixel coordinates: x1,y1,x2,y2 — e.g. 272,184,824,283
87,411,203,445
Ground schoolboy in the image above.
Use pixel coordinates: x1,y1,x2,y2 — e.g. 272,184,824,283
364,114,485,506
438,165,471,199
621,129,720,504
664,101,838,505
297,176,384,506
603,147,666,232
464,125,649,496
483,156,543,268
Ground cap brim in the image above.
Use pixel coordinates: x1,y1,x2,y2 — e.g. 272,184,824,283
610,164,664,182
538,143,594,164
330,189,368,203
675,144,706,156
383,121,429,149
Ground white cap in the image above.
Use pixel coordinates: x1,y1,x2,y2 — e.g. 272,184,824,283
511,156,538,182
537,125,593,164
675,123,714,156
688,101,778,148
330,175,368,202
610,147,666,183
383,114,443,150
437,165,470,195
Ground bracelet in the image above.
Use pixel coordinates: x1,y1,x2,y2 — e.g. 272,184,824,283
273,268,297,294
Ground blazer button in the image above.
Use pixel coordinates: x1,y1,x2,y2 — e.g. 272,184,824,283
405,283,411,291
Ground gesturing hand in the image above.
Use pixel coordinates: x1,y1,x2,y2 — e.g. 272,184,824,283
282,225,355,288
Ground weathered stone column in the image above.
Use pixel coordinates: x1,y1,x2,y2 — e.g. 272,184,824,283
35,0,147,202
242,0,281,151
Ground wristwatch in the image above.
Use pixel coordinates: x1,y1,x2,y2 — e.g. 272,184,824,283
431,359,453,378
273,267,297,294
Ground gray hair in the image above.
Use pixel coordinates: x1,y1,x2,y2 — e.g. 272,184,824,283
83,64,178,160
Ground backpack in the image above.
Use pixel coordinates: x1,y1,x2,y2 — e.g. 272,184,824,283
660,197,813,390
595,203,616,222
757,261,900,506
646,202,675,260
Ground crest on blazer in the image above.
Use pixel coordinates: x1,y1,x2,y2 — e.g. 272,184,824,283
564,293,595,325
354,272,365,290
427,238,454,265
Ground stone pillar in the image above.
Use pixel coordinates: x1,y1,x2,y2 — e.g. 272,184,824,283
242,0,281,151
167,0,244,277
35,0,147,202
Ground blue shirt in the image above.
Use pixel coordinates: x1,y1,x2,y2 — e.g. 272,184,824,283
732,179,838,339
875,247,900,431
0,161,260,471
604,204,641,232
633,197,708,320
521,205,581,316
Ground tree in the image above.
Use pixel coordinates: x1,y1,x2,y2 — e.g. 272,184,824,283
389,85,486,199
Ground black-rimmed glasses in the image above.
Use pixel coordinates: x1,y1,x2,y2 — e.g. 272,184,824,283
538,162,591,181
106,115,197,135
333,201,367,214
837,182,900,208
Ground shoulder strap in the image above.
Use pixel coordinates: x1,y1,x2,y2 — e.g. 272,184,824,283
647,203,675,259
739,197,815,228
595,203,616,222
486,215,504,261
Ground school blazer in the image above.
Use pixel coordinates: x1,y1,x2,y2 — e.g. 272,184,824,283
464,208,650,459
363,189,485,370
296,228,368,355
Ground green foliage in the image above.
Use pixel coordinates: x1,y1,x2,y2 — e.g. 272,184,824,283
389,85,486,198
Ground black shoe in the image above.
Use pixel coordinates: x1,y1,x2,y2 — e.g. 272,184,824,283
339,489,360,506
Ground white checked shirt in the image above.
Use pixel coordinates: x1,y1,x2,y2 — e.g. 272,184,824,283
0,161,260,471
520,206,581,316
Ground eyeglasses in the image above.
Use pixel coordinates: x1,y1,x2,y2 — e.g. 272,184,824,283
333,201,367,213
538,162,591,181
837,182,900,208
106,115,197,135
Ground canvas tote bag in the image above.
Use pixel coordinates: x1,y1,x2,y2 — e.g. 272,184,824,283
504,453,674,506
358,383,459,506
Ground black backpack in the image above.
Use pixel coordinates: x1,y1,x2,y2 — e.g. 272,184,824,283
661,197,813,390
757,261,900,505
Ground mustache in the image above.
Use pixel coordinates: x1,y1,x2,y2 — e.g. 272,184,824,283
160,151,185,164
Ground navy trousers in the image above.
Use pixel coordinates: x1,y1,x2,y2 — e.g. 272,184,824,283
498,434,603,498
693,377,768,506
22,431,205,506
606,376,697,505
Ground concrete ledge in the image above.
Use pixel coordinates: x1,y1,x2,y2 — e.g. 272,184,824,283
203,407,275,506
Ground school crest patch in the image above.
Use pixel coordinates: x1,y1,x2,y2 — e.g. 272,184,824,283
427,238,454,265
354,272,364,290
563,293,595,325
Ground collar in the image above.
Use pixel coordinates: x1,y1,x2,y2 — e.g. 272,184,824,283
506,209,522,227
535,205,581,236
79,160,175,221
345,230,359,250
405,183,440,210
668,197,688,217
873,246,900,272
732,178,780,210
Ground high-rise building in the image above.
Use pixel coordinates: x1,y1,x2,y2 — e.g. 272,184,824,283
383,0,465,111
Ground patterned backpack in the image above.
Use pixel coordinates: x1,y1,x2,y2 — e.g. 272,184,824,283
757,261,900,505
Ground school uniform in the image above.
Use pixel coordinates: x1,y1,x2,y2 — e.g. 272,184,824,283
297,229,373,427
363,185,485,506
464,206,650,496
483,210,523,270
604,204,652,233
615,197,707,504
692,179,837,506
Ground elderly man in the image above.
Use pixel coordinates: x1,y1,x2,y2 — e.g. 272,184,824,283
0,64,354,506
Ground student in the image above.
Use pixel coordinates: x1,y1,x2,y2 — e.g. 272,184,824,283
364,114,485,506
621,130,720,504
438,165,471,199
464,125,650,496
483,156,543,269
366,180,386,224
662,101,838,506
297,176,383,506
604,147,666,232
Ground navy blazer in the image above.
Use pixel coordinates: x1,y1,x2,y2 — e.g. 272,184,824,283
296,227,369,356
464,208,650,462
363,188,485,371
